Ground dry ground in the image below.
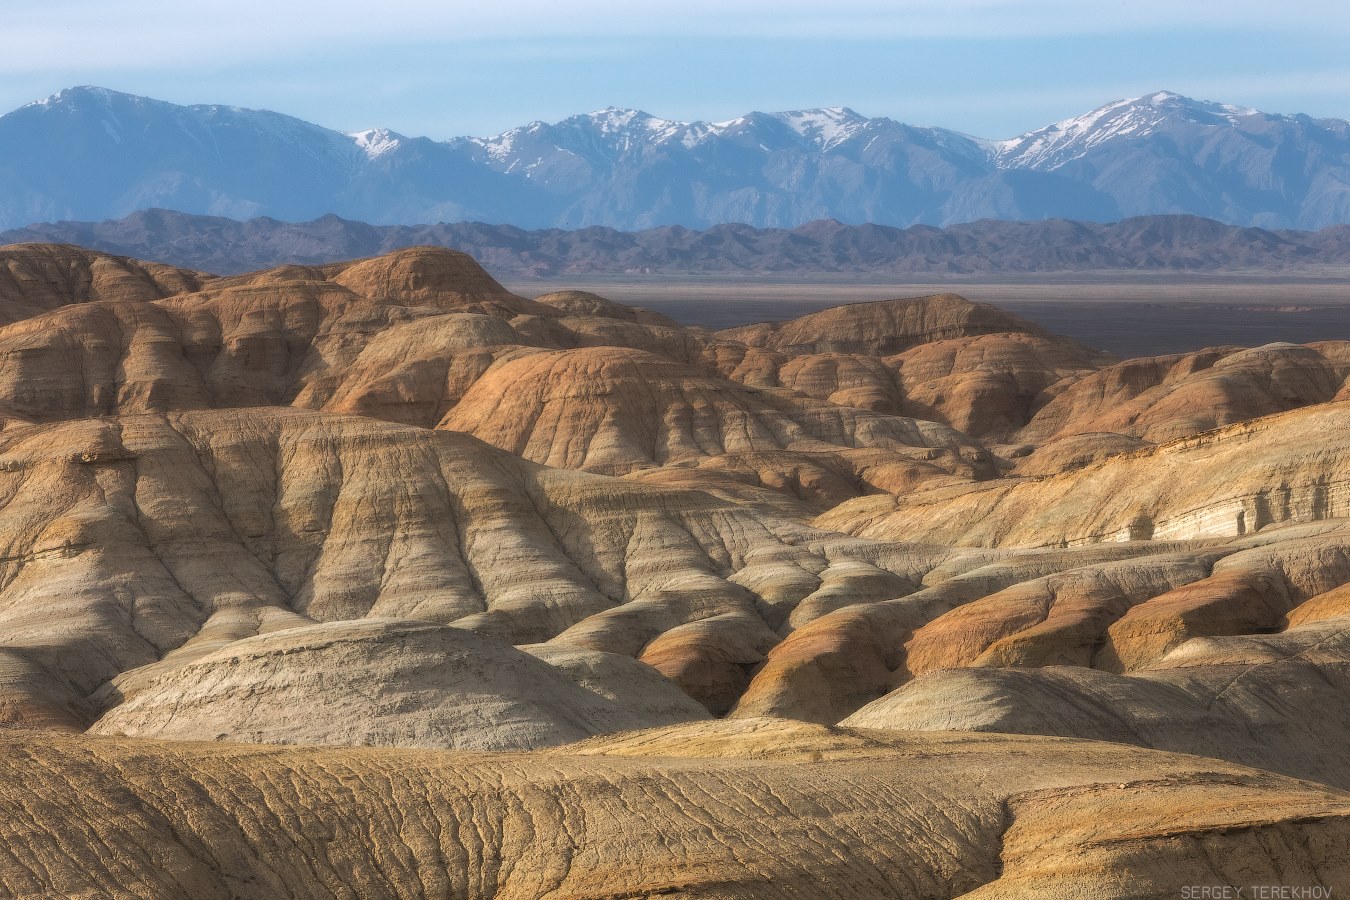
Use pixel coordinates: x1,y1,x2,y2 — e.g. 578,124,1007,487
506,275,1350,357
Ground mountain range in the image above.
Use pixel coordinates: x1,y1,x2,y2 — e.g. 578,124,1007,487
1,86,1348,231
4,208,1349,276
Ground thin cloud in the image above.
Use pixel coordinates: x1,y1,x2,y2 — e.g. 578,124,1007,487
1,1,1344,139
1,0,1346,76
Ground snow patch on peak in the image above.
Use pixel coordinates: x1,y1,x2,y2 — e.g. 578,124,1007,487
586,107,646,128
348,128,403,160
583,107,688,143
25,86,123,110
770,107,867,149
465,128,527,163
1140,90,1257,118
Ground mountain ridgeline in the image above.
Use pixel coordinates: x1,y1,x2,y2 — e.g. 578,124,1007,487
4,208,1350,277
1,87,1348,231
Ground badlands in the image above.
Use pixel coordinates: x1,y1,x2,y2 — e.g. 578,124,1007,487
1,242,1349,896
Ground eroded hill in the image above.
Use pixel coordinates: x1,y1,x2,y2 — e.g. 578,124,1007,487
7,721,1350,898
2,240,1349,896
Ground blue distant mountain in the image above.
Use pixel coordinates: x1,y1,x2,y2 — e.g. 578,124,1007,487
0,86,1347,231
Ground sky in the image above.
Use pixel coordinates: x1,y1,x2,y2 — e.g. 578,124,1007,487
2,0,1348,140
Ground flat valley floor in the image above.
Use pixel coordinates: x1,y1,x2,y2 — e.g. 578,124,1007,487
505,275,1350,357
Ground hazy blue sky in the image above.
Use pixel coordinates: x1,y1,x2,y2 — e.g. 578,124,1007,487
3,0,1348,138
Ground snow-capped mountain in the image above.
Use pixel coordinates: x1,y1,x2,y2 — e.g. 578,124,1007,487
991,91,1350,227
463,105,873,165
994,91,1260,170
0,86,1347,231
0,86,368,225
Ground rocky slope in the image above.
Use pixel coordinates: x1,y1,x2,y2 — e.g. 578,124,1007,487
1,239,1350,893
91,619,710,750
5,721,1350,898
0,405,947,728
0,241,209,322
819,402,1350,548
